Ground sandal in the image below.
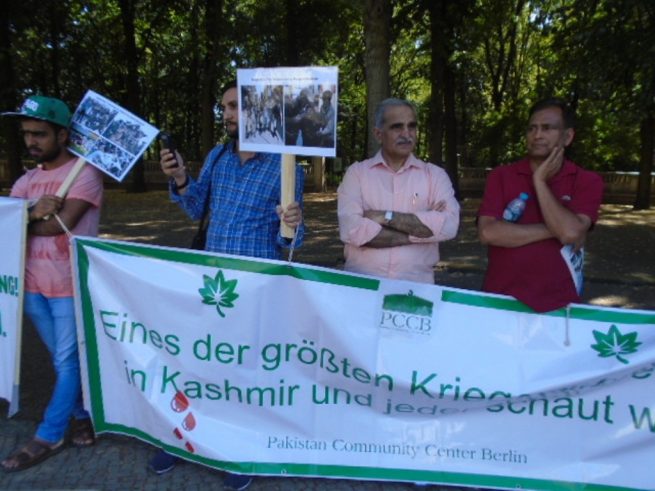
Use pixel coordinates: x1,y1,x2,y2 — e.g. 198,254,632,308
70,418,96,447
1,438,65,473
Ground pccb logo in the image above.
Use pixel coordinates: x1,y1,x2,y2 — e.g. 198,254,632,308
379,290,434,335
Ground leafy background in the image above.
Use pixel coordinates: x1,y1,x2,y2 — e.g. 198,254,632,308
1,0,653,204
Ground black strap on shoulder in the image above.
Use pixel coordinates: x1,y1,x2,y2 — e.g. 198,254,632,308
197,140,231,230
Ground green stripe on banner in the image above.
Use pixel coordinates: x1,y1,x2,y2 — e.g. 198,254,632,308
441,290,655,324
75,238,379,290
568,306,655,324
441,290,537,313
74,239,107,426
94,423,646,491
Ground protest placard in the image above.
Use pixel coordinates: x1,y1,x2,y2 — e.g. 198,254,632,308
238,66,338,238
237,66,338,158
68,90,159,182
0,197,27,416
73,237,655,490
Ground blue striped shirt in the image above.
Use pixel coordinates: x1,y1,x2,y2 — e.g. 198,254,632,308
171,142,304,259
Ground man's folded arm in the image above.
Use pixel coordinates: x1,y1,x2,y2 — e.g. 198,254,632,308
477,215,554,248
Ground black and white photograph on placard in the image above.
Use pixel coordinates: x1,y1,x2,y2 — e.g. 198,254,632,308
68,90,159,182
237,66,338,158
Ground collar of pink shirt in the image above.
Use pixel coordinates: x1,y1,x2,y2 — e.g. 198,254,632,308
365,151,425,173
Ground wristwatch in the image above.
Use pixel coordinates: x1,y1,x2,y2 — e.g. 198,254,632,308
384,210,393,224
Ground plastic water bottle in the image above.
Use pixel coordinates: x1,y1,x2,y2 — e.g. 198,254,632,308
502,192,529,222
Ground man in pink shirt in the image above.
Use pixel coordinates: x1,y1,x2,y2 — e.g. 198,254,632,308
338,98,460,283
2,96,103,471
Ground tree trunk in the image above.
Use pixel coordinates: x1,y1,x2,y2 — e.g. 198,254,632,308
427,0,444,167
634,114,654,210
458,78,469,167
185,0,201,158
48,4,64,97
0,2,21,185
428,0,459,197
363,0,390,156
311,156,326,192
199,0,223,157
285,0,300,65
118,0,146,192
444,63,459,198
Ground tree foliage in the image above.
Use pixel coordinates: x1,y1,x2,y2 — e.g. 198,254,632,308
0,0,652,205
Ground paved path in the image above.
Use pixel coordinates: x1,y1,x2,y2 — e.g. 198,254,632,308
1,191,653,490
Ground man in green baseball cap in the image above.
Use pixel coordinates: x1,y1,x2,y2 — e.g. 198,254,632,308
1,95,103,472
2,95,72,164
2,95,72,128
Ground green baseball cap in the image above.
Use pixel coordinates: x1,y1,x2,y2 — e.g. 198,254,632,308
2,95,72,127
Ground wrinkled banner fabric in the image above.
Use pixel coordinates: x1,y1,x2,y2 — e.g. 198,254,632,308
0,197,27,416
72,237,655,491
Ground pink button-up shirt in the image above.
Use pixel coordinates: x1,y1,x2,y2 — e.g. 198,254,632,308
337,151,460,283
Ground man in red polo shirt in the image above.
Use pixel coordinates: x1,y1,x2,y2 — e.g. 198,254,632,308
477,98,603,312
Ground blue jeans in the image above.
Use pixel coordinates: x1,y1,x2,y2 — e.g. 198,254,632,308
24,293,89,443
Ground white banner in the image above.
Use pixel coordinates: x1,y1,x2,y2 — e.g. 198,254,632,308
72,238,655,491
0,197,27,416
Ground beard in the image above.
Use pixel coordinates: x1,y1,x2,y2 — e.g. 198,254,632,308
225,122,238,139
30,145,62,163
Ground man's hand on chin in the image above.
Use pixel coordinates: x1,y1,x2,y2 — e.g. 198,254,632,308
534,146,564,183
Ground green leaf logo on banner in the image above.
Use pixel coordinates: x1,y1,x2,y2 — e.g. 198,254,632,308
591,324,641,364
198,270,239,318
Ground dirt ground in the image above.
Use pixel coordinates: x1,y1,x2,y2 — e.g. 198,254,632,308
100,189,655,311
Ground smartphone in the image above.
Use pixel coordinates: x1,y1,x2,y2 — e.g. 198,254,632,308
159,131,179,167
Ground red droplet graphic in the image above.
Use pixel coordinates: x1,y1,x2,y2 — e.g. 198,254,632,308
182,412,196,431
171,391,190,412
185,442,195,453
173,428,183,439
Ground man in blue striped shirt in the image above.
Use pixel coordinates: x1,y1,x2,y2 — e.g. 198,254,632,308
162,84,304,259
154,84,304,490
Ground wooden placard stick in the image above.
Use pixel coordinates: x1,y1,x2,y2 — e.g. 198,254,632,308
41,156,87,221
55,156,87,198
280,154,296,239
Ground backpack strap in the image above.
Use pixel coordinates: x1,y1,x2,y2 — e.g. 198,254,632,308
196,141,232,237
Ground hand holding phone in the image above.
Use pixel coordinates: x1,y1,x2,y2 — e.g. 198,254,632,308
159,131,179,168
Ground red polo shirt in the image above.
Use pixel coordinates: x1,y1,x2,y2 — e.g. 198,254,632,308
478,158,604,312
